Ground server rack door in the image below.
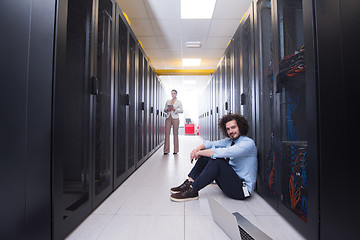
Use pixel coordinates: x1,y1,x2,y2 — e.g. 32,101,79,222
212,77,217,140
220,59,225,123
272,0,317,238
154,78,159,146
148,67,154,152
92,0,114,207
127,33,137,172
233,31,242,115
114,10,128,186
150,71,155,151
53,0,94,238
206,84,210,140
137,51,144,166
143,60,149,156
215,71,221,140
225,49,232,114
253,0,277,206
239,5,255,139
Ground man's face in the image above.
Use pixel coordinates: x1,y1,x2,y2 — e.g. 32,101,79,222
226,120,240,140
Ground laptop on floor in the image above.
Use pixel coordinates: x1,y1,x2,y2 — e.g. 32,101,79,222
207,196,272,240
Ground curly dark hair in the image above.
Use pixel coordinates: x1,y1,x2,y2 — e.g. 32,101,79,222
218,113,249,137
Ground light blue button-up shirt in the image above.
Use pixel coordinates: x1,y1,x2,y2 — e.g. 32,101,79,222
203,136,258,194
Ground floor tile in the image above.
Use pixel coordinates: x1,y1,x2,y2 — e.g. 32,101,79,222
67,135,306,240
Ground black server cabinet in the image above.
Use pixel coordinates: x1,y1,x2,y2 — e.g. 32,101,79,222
143,59,150,157
212,76,217,140
53,0,115,238
219,59,225,122
148,68,153,152
127,33,137,174
154,78,159,147
114,6,129,186
311,0,359,239
137,50,144,167
239,3,256,139
253,0,277,207
1,0,55,239
224,48,233,114
215,71,221,140
233,30,242,116
270,0,318,238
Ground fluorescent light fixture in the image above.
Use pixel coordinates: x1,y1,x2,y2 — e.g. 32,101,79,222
186,41,202,48
182,58,201,66
181,0,217,19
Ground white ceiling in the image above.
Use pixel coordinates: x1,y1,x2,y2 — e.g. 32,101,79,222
115,0,252,92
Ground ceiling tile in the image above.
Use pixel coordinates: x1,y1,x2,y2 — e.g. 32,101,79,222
130,19,154,37
212,0,252,19
151,19,182,37
116,0,148,19
208,20,240,37
161,49,182,58
137,36,159,49
181,19,211,36
164,58,183,68
145,0,181,19
149,58,166,68
205,36,232,49
201,49,225,58
182,48,204,58
156,37,182,49
144,49,163,58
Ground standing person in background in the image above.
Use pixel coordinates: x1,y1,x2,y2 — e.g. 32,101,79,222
164,89,183,155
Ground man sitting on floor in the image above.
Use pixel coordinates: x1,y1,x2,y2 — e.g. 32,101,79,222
170,113,257,202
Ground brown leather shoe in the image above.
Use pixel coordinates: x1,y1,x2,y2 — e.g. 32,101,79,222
170,187,199,202
170,179,191,194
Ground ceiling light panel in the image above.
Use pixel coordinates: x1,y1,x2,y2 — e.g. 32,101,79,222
182,58,201,66
186,41,202,48
181,0,217,19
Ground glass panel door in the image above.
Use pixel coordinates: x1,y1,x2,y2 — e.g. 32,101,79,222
115,13,127,181
94,0,113,196
277,0,307,223
137,51,144,163
255,0,276,201
53,0,93,238
241,13,254,138
128,34,136,170
61,0,92,219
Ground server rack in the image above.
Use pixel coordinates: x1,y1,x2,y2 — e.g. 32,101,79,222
201,0,319,238
1,0,165,239
114,5,128,186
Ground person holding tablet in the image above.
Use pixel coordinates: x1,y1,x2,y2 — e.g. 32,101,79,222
164,89,183,155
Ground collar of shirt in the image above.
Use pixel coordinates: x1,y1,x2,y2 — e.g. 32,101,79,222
229,135,245,146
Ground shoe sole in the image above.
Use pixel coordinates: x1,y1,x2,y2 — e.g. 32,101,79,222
170,195,199,202
170,190,180,194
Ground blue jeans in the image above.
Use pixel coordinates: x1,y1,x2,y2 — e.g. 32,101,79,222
188,156,248,200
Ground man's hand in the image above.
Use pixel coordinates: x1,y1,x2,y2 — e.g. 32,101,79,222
190,148,199,163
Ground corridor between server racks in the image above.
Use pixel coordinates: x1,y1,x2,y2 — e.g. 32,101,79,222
65,135,304,240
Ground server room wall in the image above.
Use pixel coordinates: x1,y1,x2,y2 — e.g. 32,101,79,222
198,0,359,239
0,0,164,239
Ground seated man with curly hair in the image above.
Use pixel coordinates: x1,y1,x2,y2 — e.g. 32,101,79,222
170,113,258,202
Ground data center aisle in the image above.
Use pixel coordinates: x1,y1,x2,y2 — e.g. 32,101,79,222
66,135,305,240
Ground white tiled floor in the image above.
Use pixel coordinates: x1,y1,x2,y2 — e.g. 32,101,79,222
66,135,305,240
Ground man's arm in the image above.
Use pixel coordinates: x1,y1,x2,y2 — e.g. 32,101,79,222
190,144,215,163
190,144,205,163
